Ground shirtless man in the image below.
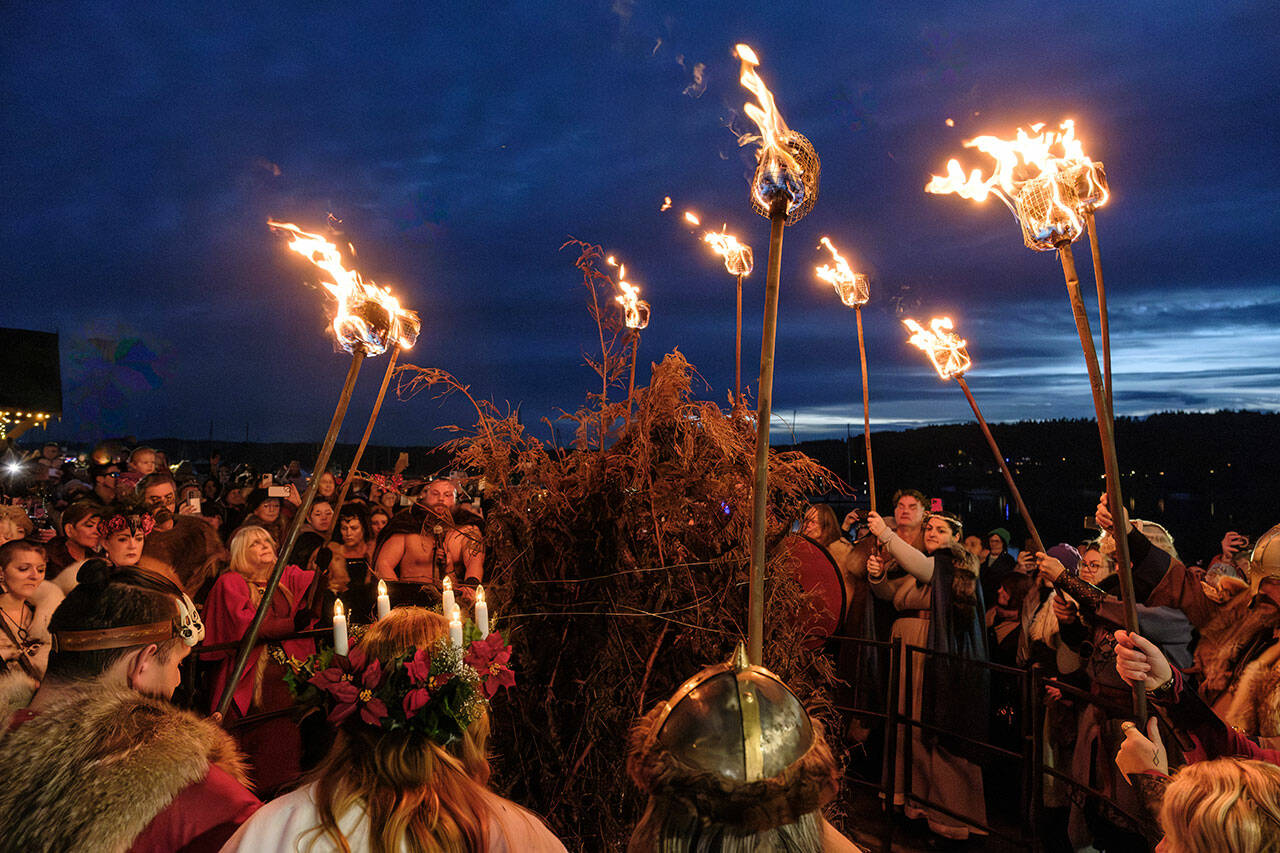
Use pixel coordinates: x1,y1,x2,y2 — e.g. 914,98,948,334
373,479,483,587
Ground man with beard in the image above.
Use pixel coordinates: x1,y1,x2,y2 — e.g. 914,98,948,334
0,562,259,851
372,478,484,588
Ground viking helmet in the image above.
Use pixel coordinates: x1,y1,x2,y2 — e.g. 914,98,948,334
627,644,837,834
1249,523,1280,596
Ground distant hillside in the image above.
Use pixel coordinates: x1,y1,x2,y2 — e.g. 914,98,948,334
781,410,1279,566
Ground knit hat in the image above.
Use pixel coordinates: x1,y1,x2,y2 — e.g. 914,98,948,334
1047,543,1082,575
988,527,1011,546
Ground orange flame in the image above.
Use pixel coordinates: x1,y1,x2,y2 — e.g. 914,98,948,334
268,221,420,355
903,317,971,379
815,236,869,306
684,211,701,226
925,120,1107,249
606,256,650,330
734,43,805,210
703,230,753,277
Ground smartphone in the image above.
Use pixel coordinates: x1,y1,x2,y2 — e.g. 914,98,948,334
186,496,201,513
261,474,272,488
930,498,943,513
1083,516,1099,531
267,485,290,498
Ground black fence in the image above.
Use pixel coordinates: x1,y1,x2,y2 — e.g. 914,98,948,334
827,634,1154,852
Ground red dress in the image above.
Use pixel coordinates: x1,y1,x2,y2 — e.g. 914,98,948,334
204,567,315,795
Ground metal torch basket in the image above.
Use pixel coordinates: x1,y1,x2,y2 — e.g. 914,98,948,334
835,274,871,307
1014,173,1084,251
749,131,821,225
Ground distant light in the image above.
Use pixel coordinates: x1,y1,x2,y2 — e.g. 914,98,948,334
5,462,21,475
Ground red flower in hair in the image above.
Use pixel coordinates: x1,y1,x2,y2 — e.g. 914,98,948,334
309,647,387,725
464,632,515,699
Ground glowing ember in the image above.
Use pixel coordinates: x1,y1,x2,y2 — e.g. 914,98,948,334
814,236,868,306
684,211,701,226
607,256,650,330
660,196,672,211
734,43,818,222
925,120,1106,251
903,317,971,379
268,221,420,355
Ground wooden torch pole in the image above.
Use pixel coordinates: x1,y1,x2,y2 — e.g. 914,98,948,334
215,352,365,721
955,375,1043,554
855,304,876,514
1058,240,1145,720
748,199,787,665
735,273,744,406
324,345,400,544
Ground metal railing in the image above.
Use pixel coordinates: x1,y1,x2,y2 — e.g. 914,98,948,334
827,634,1154,852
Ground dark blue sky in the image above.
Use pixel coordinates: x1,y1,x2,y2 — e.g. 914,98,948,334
4,2,1277,446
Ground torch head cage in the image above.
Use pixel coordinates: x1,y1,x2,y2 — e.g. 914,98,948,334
1013,173,1084,251
725,246,754,277
749,131,820,224
626,300,651,331
834,275,871,307
1072,160,1109,212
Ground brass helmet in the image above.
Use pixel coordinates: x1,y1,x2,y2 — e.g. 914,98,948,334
1249,523,1280,596
627,644,837,834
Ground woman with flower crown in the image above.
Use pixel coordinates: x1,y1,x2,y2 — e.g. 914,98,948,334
222,606,564,852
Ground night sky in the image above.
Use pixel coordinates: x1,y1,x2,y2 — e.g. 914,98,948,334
5,2,1277,447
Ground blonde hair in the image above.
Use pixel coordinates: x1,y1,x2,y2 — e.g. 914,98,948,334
307,607,499,853
0,506,33,543
227,526,291,608
1160,758,1280,853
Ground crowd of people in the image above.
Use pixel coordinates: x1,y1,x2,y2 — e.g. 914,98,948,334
0,435,1277,851
801,487,1280,850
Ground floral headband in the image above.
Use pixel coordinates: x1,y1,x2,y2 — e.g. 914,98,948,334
276,627,515,746
370,473,405,495
98,511,155,539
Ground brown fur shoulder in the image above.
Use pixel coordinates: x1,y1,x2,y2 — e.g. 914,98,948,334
143,515,229,597
0,686,250,852
0,670,38,724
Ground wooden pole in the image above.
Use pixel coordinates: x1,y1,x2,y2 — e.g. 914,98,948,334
323,346,400,545
1058,240,1145,720
748,199,787,665
215,352,365,721
955,375,1044,554
627,333,640,420
1085,211,1112,404
735,273,743,406
855,304,876,514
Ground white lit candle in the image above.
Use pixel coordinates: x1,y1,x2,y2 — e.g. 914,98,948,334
474,585,489,638
333,599,349,656
449,609,464,650
376,579,391,620
441,576,455,617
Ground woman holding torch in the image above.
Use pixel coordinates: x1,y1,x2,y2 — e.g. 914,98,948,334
866,510,988,840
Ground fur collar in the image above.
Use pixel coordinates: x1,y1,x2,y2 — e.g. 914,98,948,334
1195,593,1280,698
0,683,250,853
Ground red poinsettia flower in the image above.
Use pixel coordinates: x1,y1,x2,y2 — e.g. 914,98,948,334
309,647,387,724
465,632,516,699
403,686,431,718
405,648,432,684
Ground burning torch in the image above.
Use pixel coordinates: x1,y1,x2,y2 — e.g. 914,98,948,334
903,316,1044,554
735,43,820,665
607,256,650,418
815,236,875,513
215,221,418,721
926,121,1142,715
686,211,754,406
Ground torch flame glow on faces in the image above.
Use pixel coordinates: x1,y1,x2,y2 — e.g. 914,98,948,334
815,236,868,306
267,221,420,355
903,317,971,380
607,256,650,330
925,120,1107,249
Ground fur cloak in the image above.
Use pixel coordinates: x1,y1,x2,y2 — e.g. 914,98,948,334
0,675,251,853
